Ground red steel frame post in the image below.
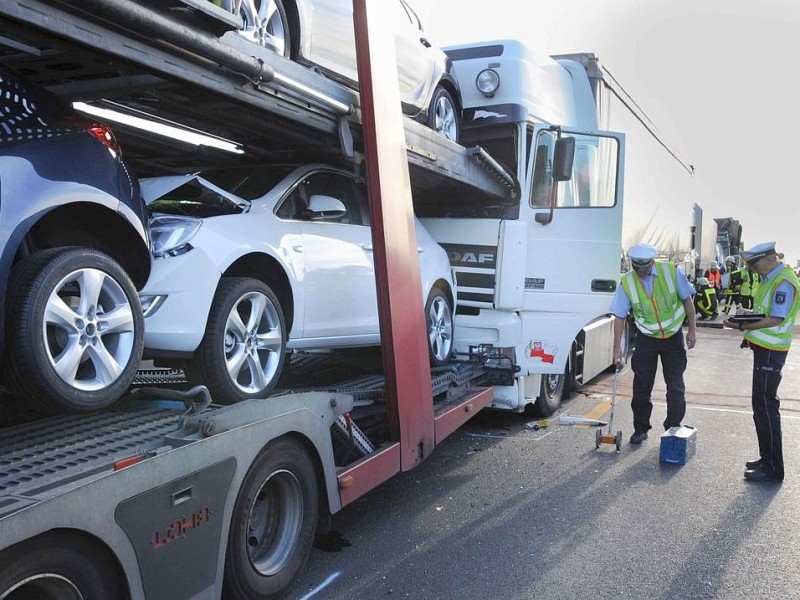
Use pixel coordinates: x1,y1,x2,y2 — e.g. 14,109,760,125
352,0,435,469
338,0,493,506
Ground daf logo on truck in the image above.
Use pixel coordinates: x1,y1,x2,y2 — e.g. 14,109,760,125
443,244,497,268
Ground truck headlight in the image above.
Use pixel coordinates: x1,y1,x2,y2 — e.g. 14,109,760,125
476,69,500,96
149,215,202,259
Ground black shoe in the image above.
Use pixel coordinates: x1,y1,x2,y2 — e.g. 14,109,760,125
629,431,648,444
744,466,783,482
745,458,762,470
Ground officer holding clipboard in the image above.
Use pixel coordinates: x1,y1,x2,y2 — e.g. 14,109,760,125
724,242,800,482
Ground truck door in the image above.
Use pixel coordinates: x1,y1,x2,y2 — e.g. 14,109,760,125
523,125,625,318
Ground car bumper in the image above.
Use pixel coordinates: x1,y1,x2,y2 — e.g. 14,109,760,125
139,249,221,353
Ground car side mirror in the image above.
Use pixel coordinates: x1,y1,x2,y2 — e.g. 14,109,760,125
306,194,346,221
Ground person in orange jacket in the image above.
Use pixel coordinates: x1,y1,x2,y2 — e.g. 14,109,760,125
704,261,722,299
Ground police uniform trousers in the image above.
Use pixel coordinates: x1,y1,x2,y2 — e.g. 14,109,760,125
631,329,687,434
750,344,787,479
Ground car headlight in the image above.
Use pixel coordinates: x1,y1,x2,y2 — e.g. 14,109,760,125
139,294,167,317
476,68,500,96
149,214,202,259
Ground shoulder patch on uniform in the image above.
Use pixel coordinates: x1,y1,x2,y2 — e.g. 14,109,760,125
776,291,786,304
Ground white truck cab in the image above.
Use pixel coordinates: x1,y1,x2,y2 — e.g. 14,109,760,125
418,40,626,414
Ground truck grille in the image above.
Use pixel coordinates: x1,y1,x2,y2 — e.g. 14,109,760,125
441,243,497,308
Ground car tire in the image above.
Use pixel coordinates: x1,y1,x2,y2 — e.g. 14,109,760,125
187,277,286,404
237,0,292,57
2,247,144,414
426,86,459,143
223,436,318,600
425,287,454,367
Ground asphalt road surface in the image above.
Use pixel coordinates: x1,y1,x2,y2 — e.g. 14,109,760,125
290,325,800,600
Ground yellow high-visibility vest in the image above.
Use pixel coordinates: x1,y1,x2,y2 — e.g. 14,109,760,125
744,266,800,351
621,261,685,339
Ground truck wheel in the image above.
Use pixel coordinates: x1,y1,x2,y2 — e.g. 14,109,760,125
2,247,143,414
426,86,459,143
237,0,291,57
425,287,453,366
533,372,565,417
187,277,286,404
223,437,318,600
0,532,126,599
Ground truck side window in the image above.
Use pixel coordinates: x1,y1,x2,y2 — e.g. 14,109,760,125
529,130,619,209
530,144,552,208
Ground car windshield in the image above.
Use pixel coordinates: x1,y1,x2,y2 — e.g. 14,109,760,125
0,66,87,147
147,179,244,217
200,165,299,200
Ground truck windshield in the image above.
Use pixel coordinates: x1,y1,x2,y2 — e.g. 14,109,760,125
529,129,619,209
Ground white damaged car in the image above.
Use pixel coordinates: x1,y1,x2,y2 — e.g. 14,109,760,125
139,164,455,404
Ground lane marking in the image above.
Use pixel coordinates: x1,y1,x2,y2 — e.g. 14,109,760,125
582,398,611,422
299,571,342,599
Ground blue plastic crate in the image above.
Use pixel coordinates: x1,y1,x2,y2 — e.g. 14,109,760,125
659,426,697,465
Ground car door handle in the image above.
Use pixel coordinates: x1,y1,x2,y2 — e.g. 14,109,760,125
420,37,432,48
361,242,373,251
291,245,303,253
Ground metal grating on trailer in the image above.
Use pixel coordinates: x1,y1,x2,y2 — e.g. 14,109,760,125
0,407,181,500
283,362,488,406
133,368,189,386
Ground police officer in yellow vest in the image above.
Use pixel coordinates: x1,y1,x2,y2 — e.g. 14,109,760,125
724,242,800,482
611,243,697,444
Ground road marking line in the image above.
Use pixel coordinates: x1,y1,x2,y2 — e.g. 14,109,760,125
299,571,342,599
583,398,612,421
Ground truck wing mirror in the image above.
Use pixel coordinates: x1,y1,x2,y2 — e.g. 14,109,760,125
536,135,575,225
552,136,575,182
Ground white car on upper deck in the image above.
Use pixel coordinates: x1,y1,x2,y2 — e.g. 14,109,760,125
139,163,456,404
221,0,461,141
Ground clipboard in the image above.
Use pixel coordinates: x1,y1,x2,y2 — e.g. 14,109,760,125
728,313,766,323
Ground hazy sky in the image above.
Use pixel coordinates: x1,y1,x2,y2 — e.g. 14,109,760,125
418,0,800,267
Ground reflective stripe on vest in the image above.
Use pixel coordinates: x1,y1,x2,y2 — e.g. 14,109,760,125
697,287,716,312
621,261,686,339
744,266,800,351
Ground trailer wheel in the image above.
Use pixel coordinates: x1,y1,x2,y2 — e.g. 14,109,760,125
237,0,291,57
425,287,454,366
2,247,143,414
426,86,459,143
0,532,126,599
223,437,318,600
187,277,286,404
